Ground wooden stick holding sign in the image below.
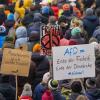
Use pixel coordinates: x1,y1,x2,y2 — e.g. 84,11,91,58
16,73,18,100
0,48,31,99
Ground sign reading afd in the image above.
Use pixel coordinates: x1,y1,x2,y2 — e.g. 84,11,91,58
52,44,95,80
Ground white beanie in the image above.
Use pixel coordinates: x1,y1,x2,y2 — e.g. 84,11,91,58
21,83,32,97
42,72,50,84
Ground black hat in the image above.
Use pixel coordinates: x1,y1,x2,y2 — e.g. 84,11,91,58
71,81,82,93
86,78,96,89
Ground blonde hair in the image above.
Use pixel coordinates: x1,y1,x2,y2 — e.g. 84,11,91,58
76,95,88,100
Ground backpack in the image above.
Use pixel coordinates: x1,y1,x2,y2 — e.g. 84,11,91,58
42,90,54,100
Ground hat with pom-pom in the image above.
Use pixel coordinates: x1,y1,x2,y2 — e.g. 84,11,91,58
48,79,58,90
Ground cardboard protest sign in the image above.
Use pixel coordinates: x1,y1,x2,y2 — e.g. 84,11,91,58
40,25,60,56
0,48,31,77
52,44,95,80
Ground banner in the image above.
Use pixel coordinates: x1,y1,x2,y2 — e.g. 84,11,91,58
52,44,95,80
0,48,31,77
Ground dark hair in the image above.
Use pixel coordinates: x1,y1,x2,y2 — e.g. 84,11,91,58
82,0,95,8
0,11,6,25
71,81,82,93
96,8,100,17
1,75,9,83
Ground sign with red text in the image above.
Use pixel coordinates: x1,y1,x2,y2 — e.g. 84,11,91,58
52,44,95,80
0,48,31,77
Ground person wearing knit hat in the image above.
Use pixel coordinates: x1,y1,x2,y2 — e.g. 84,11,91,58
32,43,41,53
69,27,85,44
42,72,50,84
89,37,98,44
85,78,96,89
4,10,10,16
48,79,58,90
7,13,14,21
20,83,32,100
86,8,93,16
48,79,66,100
21,83,32,97
34,72,50,100
62,3,72,17
71,27,81,36
83,8,99,38
41,6,50,14
85,78,100,100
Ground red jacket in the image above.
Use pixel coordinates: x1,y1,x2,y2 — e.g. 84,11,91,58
51,6,59,19
20,96,33,100
42,90,54,100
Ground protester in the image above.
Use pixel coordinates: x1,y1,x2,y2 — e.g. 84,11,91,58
83,8,99,38
34,72,50,100
19,83,33,100
0,0,100,100
69,81,84,100
0,75,16,100
48,79,66,100
85,78,100,100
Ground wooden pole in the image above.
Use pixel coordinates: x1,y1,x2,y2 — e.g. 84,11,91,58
16,74,18,100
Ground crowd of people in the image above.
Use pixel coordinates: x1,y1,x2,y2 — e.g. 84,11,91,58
0,0,100,100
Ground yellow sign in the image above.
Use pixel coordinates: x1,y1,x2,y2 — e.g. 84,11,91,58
1,48,31,77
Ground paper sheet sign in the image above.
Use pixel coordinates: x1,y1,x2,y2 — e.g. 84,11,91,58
52,44,95,80
0,48,31,77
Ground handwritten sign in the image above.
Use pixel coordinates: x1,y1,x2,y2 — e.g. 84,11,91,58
40,25,60,56
0,48,31,77
52,44,95,80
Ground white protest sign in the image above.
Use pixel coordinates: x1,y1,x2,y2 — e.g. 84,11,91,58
52,44,95,80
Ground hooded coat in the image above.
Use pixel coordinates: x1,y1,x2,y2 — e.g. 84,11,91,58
15,26,28,48
31,53,50,89
83,15,99,38
27,13,43,35
86,89,100,100
52,90,66,100
34,83,46,100
93,28,100,42
0,78,16,100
